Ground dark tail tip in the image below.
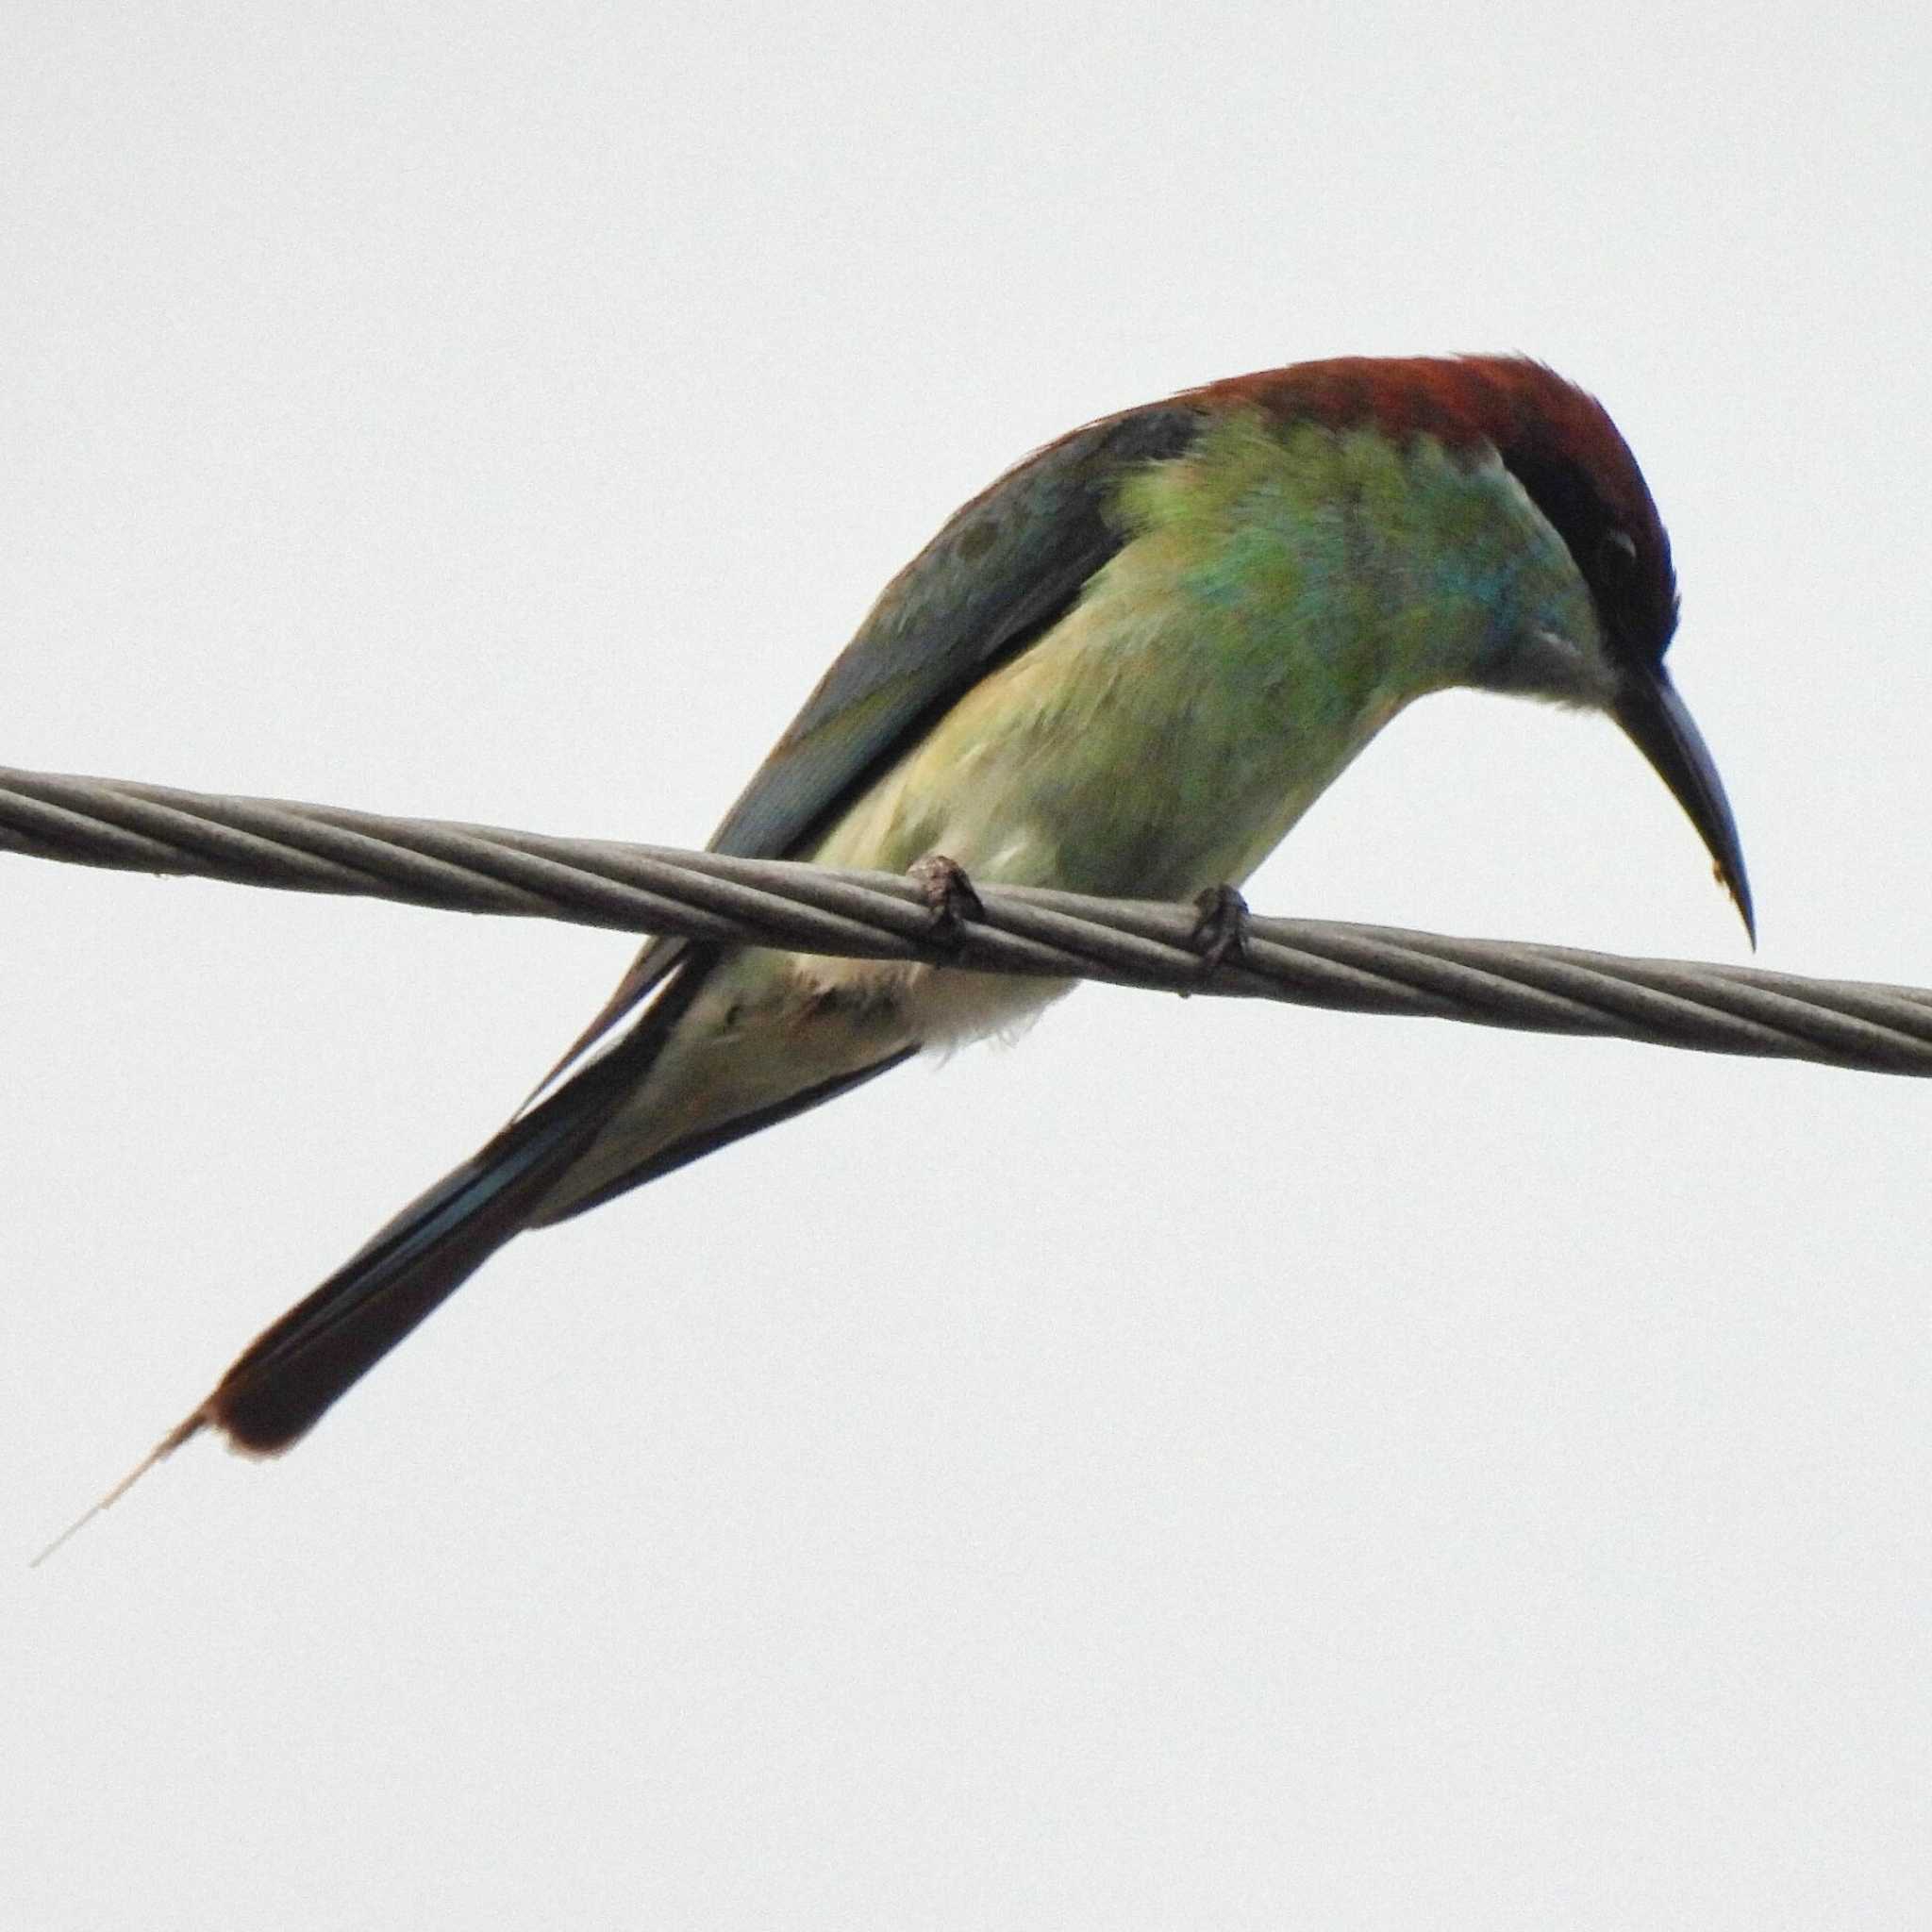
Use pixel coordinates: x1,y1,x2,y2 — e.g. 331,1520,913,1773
197,1146,562,1455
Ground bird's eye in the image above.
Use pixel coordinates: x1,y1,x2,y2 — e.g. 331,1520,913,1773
1600,528,1639,572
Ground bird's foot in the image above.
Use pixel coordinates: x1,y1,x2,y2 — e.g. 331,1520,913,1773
1187,883,1250,974
908,854,985,945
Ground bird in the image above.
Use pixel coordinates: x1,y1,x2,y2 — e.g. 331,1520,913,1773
125,355,1758,1474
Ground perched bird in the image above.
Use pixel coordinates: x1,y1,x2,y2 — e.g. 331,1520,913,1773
152,355,1756,1463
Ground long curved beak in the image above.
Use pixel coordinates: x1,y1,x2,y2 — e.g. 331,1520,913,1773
1612,670,1755,945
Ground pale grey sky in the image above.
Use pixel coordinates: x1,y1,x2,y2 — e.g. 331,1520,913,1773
5,5,1928,1927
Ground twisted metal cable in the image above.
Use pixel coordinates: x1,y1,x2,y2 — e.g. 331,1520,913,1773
3,764,1929,1077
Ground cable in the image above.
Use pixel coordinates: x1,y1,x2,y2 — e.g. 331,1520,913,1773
3,765,1928,1076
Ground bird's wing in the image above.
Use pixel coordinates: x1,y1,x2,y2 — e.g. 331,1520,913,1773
538,399,1205,1085
707,401,1205,858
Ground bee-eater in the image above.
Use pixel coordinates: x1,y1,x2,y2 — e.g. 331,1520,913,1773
157,355,1754,1459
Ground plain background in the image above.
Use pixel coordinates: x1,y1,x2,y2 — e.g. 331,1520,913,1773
4,5,1927,1926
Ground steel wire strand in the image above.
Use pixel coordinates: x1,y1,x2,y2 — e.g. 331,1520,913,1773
2,764,1928,1076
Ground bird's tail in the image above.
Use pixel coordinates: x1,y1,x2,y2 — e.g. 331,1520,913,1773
146,952,725,1476
195,1027,667,1457
32,1030,664,1564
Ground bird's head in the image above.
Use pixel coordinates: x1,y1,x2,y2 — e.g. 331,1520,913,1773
1208,355,1754,941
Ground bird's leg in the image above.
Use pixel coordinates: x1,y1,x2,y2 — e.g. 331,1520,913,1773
1188,883,1250,973
908,853,985,945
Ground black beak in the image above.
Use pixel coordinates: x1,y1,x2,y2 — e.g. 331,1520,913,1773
1612,670,1755,945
